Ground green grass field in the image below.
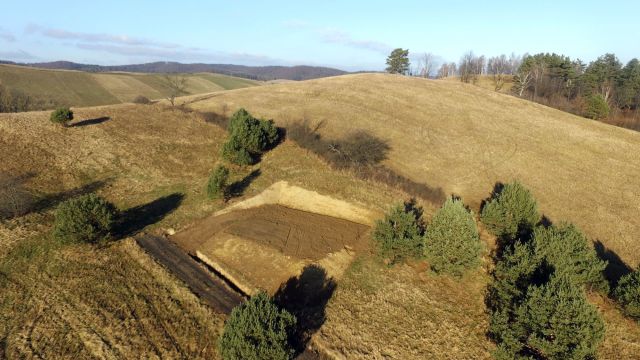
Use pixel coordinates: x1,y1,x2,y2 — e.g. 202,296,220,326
0,64,260,108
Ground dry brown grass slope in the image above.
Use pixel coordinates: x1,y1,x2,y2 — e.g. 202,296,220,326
0,103,407,358
187,73,640,268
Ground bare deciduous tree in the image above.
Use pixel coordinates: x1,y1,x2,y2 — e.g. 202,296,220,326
459,51,479,83
488,54,509,91
420,53,435,78
164,74,188,107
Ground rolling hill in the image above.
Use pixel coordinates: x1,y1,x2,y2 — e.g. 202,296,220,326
1,60,348,81
1,74,639,359
0,64,259,108
186,73,640,269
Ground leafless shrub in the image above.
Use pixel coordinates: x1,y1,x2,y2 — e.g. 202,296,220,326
132,95,151,104
286,120,445,203
199,111,230,129
0,173,37,220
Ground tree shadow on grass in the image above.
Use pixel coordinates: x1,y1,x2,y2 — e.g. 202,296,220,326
115,193,184,238
594,240,633,289
274,264,337,354
71,117,110,127
32,180,111,213
227,169,261,199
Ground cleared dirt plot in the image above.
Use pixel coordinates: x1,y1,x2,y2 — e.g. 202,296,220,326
174,204,370,294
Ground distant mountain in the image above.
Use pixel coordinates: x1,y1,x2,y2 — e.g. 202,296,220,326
1,60,348,81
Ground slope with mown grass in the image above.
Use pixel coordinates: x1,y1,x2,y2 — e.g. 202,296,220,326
0,64,260,108
186,73,640,270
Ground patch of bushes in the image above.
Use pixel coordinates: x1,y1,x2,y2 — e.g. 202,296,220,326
424,197,481,276
584,94,610,120
492,274,605,360
614,268,640,320
132,95,151,104
222,109,280,165
50,107,74,126
480,181,539,246
372,201,424,265
533,223,608,292
207,165,229,199
487,220,608,358
218,291,296,360
52,193,118,244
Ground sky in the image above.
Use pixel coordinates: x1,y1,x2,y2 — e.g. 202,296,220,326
0,0,639,71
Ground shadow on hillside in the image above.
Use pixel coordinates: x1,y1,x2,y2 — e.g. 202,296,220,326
116,193,184,238
71,117,110,127
32,180,111,214
227,169,261,199
274,264,337,354
594,240,633,289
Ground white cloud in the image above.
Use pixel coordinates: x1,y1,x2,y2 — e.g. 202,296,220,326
282,19,310,29
0,27,16,42
75,43,287,66
25,24,179,49
0,49,38,61
318,28,392,54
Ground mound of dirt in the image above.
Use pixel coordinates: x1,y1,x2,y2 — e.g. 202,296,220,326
172,204,370,294
175,204,369,261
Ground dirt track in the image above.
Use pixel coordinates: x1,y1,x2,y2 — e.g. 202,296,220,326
135,234,245,314
136,234,321,359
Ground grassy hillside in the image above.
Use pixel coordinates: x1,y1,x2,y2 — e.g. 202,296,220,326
0,64,259,108
187,73,640,270
1,75,639,358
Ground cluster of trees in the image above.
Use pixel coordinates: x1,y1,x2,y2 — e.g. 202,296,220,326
364,177,640,358
480,181,640,359
385,48,639,125
512,53,640,120
372,197,482,276
206,108,281,202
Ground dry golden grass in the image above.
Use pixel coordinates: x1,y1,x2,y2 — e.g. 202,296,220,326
0,102,406,358
187,73,640,270
1,75,639,359
317,256,494,359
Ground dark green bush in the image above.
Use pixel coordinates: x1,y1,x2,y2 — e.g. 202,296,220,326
221,137,253,165
222,108,280,165
372,203,424,264
207,165,229,199
218,292,296,360
584,94,610,120
52,194,117,244
424,197,481,276
50,107,74,126
488,223,609,358
533,223,608,292
480,181,539,243
505,275,604,359
614,268,640,320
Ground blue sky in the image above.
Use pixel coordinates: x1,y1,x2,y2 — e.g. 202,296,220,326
1,0,638,71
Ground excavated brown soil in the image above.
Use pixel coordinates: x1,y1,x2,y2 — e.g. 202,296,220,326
174,204,370,261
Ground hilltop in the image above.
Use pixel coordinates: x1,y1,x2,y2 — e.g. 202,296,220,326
0,60,348,81
186,73,640,270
